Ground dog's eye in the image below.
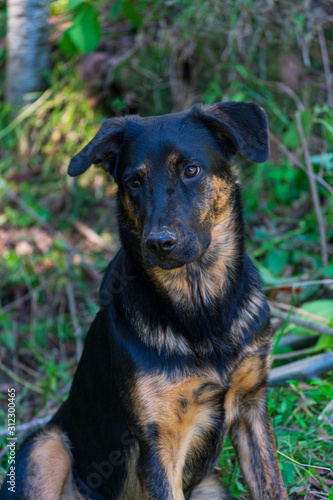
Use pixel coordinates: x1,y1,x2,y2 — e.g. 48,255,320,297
128,178,141,189
184,166,201,178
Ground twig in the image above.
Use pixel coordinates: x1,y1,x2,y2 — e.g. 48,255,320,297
273,346,316,361
276,450,333,474
277,83,304,110
296,111,328,268
264,278,333,290
269,352,333,386
73,219,112,251
268,300,330,324
0,415,52,437
0,273,59,315
0,362,44,394
270,306,333,336
318,26,333,109
0,181,100,281
270,134,333,197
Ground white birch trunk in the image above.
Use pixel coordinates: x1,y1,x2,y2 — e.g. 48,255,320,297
6,0,50,108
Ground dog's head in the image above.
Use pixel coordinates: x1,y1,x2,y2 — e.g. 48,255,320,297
68,102,269,270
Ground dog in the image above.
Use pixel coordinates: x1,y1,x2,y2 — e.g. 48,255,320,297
0,101,288,500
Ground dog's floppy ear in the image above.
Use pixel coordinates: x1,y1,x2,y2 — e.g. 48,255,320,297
191,101,269,163
68,117,127,177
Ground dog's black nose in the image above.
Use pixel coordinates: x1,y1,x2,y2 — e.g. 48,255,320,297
146,231,178,256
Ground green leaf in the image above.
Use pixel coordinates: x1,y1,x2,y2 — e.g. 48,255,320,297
315,333,333,351
122,1,143,27
329,485,333,500
300,108,312,136
266,250,289,276
59,29,79,56
109,0,123,19
310,152,333,171
283,121,300,149
321,265,333,277
68,0,86,11
284,300,333,350
67,4,101,53
0,313,15,350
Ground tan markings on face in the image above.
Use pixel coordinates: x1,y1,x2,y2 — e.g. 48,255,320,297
27,428,83,500
134,373,223,498
224,355,266,425
166,153,181,176
122,193,141,233
212,175,233,225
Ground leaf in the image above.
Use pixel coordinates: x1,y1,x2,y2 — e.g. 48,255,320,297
321,265,333,277
59,30,79,56
300,108,312,137
109,0,123,19
266,250,289,275
122,1,143,27
256,262,283,286
329,485,333,500
0,313,15,350
283,121,300,149
284,300,333,350
310,152,333,171
67,4,101,53
68,0,86,11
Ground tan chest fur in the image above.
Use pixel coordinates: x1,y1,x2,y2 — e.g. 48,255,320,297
133,352,266,497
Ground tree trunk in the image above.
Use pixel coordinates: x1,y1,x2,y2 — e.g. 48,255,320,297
6,0,50,109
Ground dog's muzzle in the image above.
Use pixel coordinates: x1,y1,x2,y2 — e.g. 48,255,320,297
145,229,178,259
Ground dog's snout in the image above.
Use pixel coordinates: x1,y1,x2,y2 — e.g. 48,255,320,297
146,230,178,256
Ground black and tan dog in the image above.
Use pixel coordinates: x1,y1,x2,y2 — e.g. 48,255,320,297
0,102,288,499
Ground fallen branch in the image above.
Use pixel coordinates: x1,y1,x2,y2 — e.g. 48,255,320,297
273,346,316,361
270,306,333,336
269,352,333,386
264,278,333,290
268,300,330,324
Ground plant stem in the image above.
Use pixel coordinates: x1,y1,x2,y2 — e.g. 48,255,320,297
295,111,328,268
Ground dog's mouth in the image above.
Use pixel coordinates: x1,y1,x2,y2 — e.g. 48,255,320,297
143,254,187,270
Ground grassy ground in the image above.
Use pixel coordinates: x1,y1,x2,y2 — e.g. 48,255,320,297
0,1,333,497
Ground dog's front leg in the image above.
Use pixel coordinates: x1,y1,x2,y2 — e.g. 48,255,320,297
136,444,185,500
228,389,288,499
